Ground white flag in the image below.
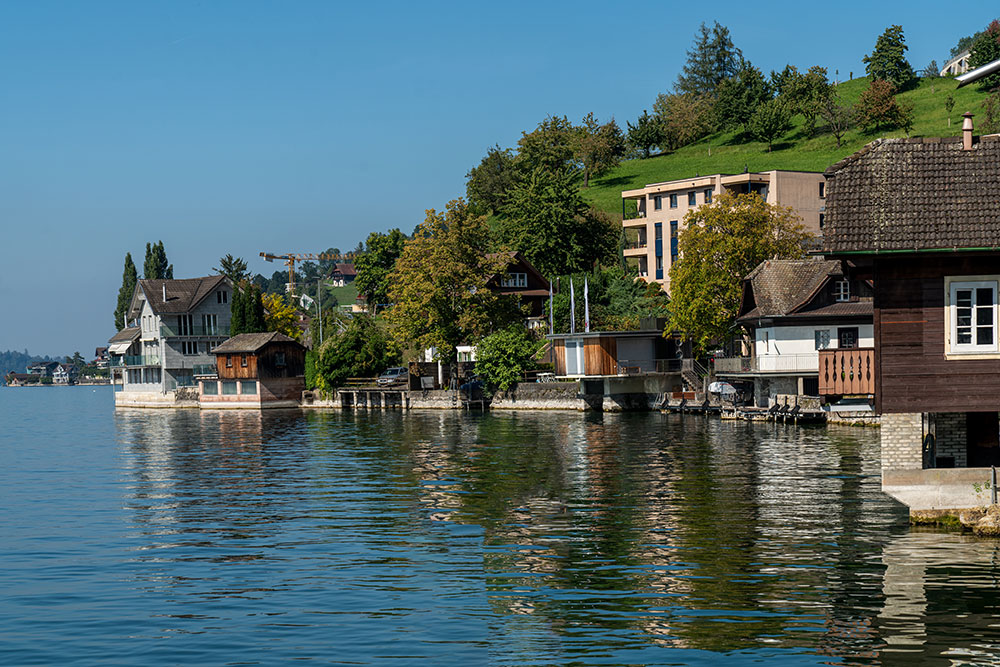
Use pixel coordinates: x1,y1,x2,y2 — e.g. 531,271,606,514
569,278,576,334
584,276,590,333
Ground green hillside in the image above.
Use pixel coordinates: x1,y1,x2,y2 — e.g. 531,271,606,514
583,76,991,216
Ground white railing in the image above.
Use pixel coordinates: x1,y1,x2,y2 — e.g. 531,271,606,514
714,353,819,373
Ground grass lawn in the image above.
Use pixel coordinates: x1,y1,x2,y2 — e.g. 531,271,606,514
326,284,359,306
582,76,991,216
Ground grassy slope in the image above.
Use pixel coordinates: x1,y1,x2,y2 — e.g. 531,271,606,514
583,76,991,216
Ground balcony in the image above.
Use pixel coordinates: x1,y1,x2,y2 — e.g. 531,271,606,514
714,353,819,374
819,348,875,395
622,216,649,228
193,364,218,377
110,355,161,367
160,324,228,337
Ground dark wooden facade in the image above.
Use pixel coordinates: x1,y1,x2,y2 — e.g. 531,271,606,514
851,254,1000,414
217,341,305,381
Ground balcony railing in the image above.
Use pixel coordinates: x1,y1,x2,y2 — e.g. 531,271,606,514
714,353,819,374
624,240,648,250
110,355,160,367
160,324,229,337
819,348,875,395
193,364,218,376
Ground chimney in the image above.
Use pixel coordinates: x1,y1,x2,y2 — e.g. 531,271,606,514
162,283,167,302
963,112,975,150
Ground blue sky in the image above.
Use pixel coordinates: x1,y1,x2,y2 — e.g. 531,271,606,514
1,0,996,355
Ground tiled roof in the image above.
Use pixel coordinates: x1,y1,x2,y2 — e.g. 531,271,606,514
211,332,301,353
138,276,229,314
738,259,842,320
108,327,140,344
823,135,1000,252
332,263,356,277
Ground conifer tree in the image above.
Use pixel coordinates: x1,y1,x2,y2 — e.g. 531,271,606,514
143,241,172,279
674,21,742,96
114,252,137,330
229,285,246,335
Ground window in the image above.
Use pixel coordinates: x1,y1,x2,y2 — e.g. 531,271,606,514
815,330,831,350
222,381,238,395
241,354,248,367
275,352,286,367
704,188,713,204
949,280,998,353
202,313,218,335
819,213,825,229
655,223,662,240
203,381,219,395
669,194,678,208
501,272,528,288
834,280,850,302
819,182,825,198
688,192,696,206
653,195,662,210
217,290,228,304
838,327,859,349
656,255,663,272
181,341,198,355
564,339,585,375
226,355,232,368
240,380,257,395
177,314,193,336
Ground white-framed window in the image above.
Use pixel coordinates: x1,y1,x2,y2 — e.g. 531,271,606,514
217,290,228,304
815,330,831,350
834,280,850,302
501,272,528,288
202,313,218,335
949,280,998,354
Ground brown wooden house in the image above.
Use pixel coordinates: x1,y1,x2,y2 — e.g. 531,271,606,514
487,251,551,327
199,332,306,408
822,121,1000,512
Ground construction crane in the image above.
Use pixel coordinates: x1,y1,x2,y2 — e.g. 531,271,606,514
259,251,348,293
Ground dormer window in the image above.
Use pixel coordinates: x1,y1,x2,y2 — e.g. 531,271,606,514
217,290,228,304
834,280,850,302
501,272,528,288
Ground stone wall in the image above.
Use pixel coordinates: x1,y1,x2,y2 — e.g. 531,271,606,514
931,412,968,467
881,412,923,471
114,389,198,409
491,382,586,411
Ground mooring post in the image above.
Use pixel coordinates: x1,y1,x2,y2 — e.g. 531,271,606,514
992,466,997,506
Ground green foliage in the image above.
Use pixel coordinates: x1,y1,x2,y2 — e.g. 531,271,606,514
353,228,407,310
0,350,55,379
547,265,667,334
143,240,172,280
820,91,854,148
953,32,983,58
982,91,1000,133
516,115,578,174
214,254,249,284
230,283,266,336
114,252,137,330
968,20,1000,91
626,109,664,158
783,66,832,136
863,25,916,90
475,327,540,392
854,79,913,133
315,314,398,390
388,200,518,363
498,168,618,277
466,145,518,214
674,21,742,95
667,192,812,351
749,98,792,151
653,92,715,151
262,292,301,340
304,350,317,389
573,112,625,187
714,61,772,134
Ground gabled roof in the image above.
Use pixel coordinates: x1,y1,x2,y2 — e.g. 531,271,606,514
331,263,356,277
487,251,551,290
131,276,230,316
738,258,852,321
211,331,302,354
823,135,1000,253
108,326,140,344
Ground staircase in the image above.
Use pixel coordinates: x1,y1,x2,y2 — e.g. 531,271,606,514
681,359,710,393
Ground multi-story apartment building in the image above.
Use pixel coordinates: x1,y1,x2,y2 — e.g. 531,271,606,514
621,170,826,291
110,275,233,405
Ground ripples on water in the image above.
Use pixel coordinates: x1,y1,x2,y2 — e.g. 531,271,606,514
2,387,1000,665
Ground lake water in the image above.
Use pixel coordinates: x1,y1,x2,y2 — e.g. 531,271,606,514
2,386,1000,665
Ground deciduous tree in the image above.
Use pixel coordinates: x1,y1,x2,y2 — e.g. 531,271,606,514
667,192,812,351
854,79,912,133
114,252,137,330
354,228,407,311
516,115,577,174
968,20,1000,91
714,61,771,134
626,109,664,158
388,200,517,364
466,145,518,214
262,293,301,340
475,326,541,393
863,25,916,90
749,98,792,151
783,66,831,136
652,92,714,150
314,313,398,391
821,92,854,147
573,112,625,187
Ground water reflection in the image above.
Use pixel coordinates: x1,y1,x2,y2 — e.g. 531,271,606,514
103,408,1000,665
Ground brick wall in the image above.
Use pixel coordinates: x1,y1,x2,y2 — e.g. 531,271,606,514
881,412,924,471
931,412,968,467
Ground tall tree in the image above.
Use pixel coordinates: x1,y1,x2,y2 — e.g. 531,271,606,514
498,167,618,277
354,228,407,311
783,66,831,136
749,98,792,151
213,254,249,284
262,293,301,340
714,61,772,134
854,79,912,133
863,25,916,90
667,192,812,351
626,109,664,158
573,112,625,187
821,91,854,148
229,284,246,335
674,21,742,95
653,92,714,150
515,115,578,174
466,145,518,214
143,241,173,280
968,20,1000,91
387,200,517,364
314,313,398,391
114,252,138,330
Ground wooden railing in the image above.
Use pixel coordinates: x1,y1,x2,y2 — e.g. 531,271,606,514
818,348,875,395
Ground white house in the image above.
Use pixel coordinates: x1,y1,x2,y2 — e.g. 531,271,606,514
715,259,873,406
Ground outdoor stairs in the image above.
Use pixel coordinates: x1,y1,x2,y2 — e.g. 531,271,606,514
681,359,710,393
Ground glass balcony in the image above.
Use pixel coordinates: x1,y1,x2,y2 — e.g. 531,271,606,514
160,324,229,337
121,355,160,367
193,364,218,376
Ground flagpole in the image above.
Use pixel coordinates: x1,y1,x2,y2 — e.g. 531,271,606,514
569,278,576,334
548,279,553,336
584,276,590,333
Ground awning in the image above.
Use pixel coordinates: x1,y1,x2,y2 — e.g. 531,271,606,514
108,341,132,354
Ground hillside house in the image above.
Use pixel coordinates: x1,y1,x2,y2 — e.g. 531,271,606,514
199,332,305,408
329,263,357,287
716,258,873,406
489,252,551,328
821,117,1000,513
621,170,826,291
27,361,60,377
